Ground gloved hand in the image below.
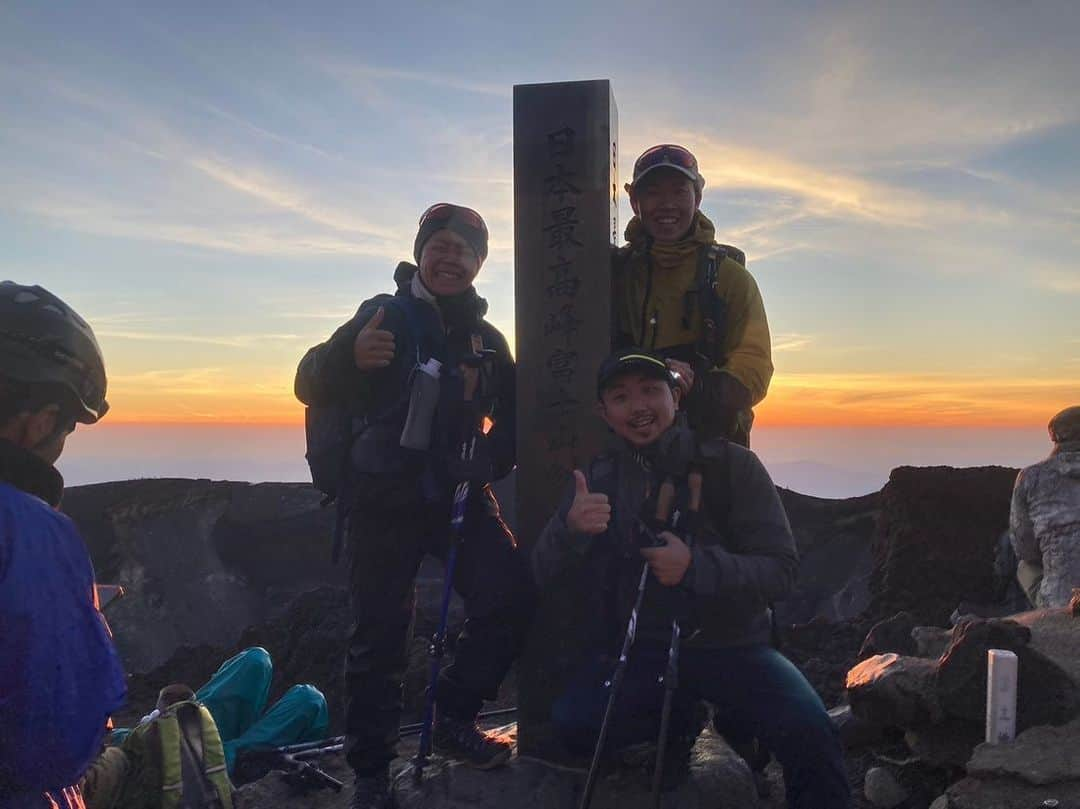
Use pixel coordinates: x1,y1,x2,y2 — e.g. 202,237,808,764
444,435,495,484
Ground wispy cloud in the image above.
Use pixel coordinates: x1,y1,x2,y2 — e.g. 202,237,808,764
97,330,306,348
187,157,404,244
18,195,401,258
320,60,511,99
1032,269,1080,294
1,64,413,260
773,333,813,353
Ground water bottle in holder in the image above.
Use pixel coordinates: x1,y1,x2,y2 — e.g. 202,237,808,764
400,358,442,450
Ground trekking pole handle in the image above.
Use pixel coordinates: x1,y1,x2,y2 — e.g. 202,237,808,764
687,469,703,515
655,477,676,525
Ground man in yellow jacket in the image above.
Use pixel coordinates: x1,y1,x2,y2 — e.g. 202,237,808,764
615,144,773,446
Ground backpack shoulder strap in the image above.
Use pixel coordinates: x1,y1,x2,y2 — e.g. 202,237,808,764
587,453,619,500
193,704,233,809
151,711,184,809
380,295,425,364
399,294,450,363
612,243,636,273
695,244,729,368
717,243,745,267
167,701,233,809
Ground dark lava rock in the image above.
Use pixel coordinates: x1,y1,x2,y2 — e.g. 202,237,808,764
775,489,880,626
846,653,942,728
394,727,759,809
868,466,1017,627
64,479,344,673
936,618,1080,731
858,611,919,661
781,617,873,708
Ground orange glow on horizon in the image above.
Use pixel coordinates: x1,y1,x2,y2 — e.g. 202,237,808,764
755,372,1077,428
100,369,1075,429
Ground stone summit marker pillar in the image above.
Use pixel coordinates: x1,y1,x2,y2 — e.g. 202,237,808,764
513,79,618,759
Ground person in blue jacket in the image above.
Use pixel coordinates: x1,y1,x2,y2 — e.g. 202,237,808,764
0,282,127,809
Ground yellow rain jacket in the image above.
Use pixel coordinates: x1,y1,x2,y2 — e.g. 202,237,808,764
615,212,773,440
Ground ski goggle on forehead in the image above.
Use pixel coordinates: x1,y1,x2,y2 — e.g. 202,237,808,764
632,145,701,182
418,203,488,234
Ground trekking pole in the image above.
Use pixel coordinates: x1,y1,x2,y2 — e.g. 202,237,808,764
412,352,485,783
580,478,676,809
650,468,703,807
266,707,520,757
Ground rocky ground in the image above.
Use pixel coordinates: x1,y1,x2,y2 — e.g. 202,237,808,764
71,463,1080,808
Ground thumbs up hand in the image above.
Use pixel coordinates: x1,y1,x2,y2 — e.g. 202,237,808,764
566,470,611,536
353,306,397,371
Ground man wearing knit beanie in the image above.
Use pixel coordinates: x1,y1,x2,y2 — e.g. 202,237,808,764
296,204,533,809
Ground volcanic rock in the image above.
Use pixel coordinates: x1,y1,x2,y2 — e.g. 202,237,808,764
936,618,1080,731
63,479,343,673
863,766,908,808
774,488,880,625
393,726,759,809
868,466,1017,626
847,653,942,728
966,716,1080,785
858,611,919,660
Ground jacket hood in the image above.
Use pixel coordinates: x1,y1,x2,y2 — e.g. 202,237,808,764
1051,442,1080,477
392,261,489,323
624,210,716,249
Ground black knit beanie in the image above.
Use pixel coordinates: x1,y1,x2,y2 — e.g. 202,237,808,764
413,203,489,265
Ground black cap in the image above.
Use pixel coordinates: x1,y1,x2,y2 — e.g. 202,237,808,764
596,347,676,398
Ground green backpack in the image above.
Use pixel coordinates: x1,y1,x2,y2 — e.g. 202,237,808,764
119,700,234,809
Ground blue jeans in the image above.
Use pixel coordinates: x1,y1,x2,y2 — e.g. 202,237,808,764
554,643,850,809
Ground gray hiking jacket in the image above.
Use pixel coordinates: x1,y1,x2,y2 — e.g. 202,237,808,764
532,430,797,649
1010,441,1080,608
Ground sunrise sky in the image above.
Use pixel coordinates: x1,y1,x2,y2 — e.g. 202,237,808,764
2,2,1078,492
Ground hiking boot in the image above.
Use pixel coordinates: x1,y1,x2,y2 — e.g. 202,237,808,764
432,714,513,769
350,770,392,809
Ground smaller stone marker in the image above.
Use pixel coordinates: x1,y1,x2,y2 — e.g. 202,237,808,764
986,648,1018,743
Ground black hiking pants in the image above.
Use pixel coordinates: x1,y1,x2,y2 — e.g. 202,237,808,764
342,486,534,775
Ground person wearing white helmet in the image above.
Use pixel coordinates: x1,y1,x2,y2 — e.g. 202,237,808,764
0,282,127,809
